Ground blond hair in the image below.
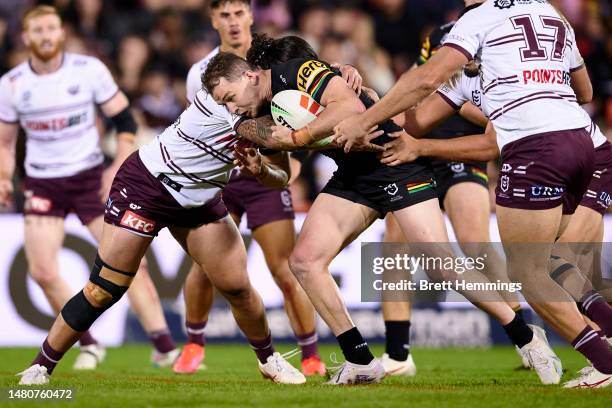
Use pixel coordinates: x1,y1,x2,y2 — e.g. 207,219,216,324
22,5,61,30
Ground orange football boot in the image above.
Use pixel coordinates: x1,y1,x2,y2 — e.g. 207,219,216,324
173,343,205,374
301,355,326,376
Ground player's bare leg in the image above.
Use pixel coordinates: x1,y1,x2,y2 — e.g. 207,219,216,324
551,208,612,342
289,193,385,384
87,216,178,367
380,215,415,376
393,199,562,383
444,183,521,310
253,219,324,375
170,216,305,384
19,223,153,384
497,205,612,385
24,215,102,369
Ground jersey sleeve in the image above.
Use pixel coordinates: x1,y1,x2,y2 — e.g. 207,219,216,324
186,63,202,103
569,47,585,72
278,58,337,103
0,75,18,123
436,79,469,110
90,58,120,104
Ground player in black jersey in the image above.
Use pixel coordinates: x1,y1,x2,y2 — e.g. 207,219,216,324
203,47,539,385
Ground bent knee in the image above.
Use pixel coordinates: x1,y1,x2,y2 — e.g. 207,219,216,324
83,281,114,307
29,263,60,287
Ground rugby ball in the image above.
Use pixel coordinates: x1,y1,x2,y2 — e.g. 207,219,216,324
271,90,324,130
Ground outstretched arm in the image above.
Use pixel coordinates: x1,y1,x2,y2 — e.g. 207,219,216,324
381,122,499,166
334,46,468,151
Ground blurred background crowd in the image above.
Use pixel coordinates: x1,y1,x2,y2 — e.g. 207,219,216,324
0,0,610,213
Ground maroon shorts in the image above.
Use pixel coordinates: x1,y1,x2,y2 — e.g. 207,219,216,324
24,165,104,225
580,141,612,215
496,128,594,214
222,173,295,230
103,152,228,237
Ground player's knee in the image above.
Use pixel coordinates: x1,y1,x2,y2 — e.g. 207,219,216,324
288,250,311,281
218,284,252,306
28,263,60,288
62,254,134,332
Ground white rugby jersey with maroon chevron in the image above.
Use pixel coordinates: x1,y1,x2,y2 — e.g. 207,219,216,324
443,0,592,150
0,53,118,178
138,87,241,208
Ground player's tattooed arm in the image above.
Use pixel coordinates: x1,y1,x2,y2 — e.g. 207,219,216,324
236,115,340,151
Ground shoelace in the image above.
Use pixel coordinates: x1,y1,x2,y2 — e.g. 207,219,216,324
325,353,346,380
270,349,301,373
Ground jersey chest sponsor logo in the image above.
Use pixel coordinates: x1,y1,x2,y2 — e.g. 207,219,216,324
120,210,156,233
24,111,88,131
297,60,329,92
522,69,570,85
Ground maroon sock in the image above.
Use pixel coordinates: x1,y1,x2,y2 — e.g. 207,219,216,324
248,333,275,364
186,321,207,346
78,331,98,347
296,331,319,360
149,329,176,353
579,291,612,337
32,338,65,374
572,326,612,374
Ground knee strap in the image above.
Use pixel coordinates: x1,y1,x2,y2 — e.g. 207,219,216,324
61,254,135,332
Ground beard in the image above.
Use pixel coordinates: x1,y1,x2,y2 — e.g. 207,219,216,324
30,38,63,62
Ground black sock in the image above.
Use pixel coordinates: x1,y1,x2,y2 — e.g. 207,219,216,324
503,314,534,348
385,320,410,361
337,327,374,365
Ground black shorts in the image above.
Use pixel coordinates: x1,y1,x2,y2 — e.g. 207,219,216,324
321,160,437,216
431,160,488,207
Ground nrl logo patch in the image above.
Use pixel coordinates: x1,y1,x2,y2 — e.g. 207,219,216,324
494,0,515,9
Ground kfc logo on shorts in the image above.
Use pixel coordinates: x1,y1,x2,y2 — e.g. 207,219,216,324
25,194,52,213
120,210,156,233
500,175,510,192
384,183,399,196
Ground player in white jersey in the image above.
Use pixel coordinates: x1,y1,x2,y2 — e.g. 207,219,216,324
173,0,325,377
0,5,179,370
15,7,305,386
335,0,612,388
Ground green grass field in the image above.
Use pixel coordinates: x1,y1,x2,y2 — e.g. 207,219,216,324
0,344,610,407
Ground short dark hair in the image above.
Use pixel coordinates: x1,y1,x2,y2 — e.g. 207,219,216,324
202,52,251,93
247,33,317,69
209,0,251,11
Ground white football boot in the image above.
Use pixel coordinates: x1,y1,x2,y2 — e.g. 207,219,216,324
325,357,385,385
519,325,562,384
563,365,612,389
17,364,49,385
151,348,181,368
73,344,106,370
258,350,306,384
381,353,417,376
